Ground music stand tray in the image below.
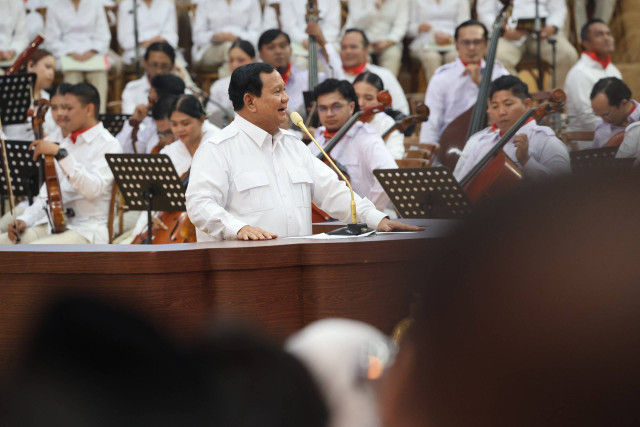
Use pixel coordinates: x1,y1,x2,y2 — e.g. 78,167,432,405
570,147,633,172
105,153,185,244
0,73,36,125
0,140,41,212
374,167,472,219
99,113,131,136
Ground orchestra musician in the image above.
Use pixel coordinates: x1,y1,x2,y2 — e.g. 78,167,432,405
0,0,27,63
615,121,640,161
206,40,256,126
565,19,621,133
257,28,343,115
590,77,640,149
185,63,420,241
353,72,405,160
0,83,122,244
476,0,578,88
308,78,398,212
453,75,570,182
340,28,410,115
343,0,410,77
419,19,509,147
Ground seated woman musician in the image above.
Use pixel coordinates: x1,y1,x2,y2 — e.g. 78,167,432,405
206,40,256,128
453,75,570,182
352,72,405,160
121,94,219,244
0,82,122,245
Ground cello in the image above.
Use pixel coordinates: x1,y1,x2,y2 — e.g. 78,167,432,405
381,104,430,140
437,0,511,171
460,88,566,204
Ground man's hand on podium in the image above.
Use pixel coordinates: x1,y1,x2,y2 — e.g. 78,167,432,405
376,218,425,233
237,225,278,241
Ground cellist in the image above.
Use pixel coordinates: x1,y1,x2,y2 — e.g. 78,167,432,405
453,75,569,182
0,82,122,244
419,20,509,147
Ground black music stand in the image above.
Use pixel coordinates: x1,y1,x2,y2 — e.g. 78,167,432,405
0,140,40,215
374,167,472,219
0,73,36,125
570,147,634,173
99,113,131,136
105,154,185,244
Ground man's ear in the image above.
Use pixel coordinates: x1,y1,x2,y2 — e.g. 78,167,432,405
86,102,96,120
244,93,257,113
523,97,533,109
348,100,355,115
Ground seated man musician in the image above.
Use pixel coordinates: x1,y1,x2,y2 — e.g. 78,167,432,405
454,75,570,183
419,19,509,147
308,78,398,212
258,28,344,116
590,77,640,149
0,83,122,245
565,19,621,133
185,63,420,241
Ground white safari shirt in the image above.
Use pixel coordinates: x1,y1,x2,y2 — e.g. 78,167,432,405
185,114,387,241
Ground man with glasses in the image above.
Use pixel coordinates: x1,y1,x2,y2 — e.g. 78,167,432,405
308,79,397,211
419,19,509,147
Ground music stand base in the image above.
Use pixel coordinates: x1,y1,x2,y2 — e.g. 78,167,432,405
327,223,373,236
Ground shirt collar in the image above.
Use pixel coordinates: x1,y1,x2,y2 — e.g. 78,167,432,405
281,63,293,85
70,122,102,144
234,114,282,148
490,117,536,138
583,51,612,70
343,61,369,76
456,57,487,76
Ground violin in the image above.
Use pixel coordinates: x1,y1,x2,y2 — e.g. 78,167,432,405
381,104,430,140
311,90,392,223
128,118,142,154
460,89,566,205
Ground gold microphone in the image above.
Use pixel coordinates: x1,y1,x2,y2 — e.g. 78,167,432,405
291,112,372,235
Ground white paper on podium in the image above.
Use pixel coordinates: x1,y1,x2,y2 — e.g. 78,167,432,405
61,55,110,72
287,230,377,240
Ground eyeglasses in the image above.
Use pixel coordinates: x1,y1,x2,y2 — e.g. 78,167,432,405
457,39,485,47
317,102,348,114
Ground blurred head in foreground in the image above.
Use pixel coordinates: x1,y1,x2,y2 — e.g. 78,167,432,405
381,172,640,426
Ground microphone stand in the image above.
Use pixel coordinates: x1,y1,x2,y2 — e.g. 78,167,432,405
132,0,141,78
534,0,543,90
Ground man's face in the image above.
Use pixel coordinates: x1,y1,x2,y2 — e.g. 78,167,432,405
228,46,254,73
144,51,173,79
259,34,291,70
317,91,355,133
583,22,615,56
456,25,488,64
340,32,368,69
50,94,70,132
591,92,630,126
63,93,92,132
248,70,289,134
155,118,174,146
488,89,531,134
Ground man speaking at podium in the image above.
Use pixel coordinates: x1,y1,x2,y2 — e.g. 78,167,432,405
186,63,420,241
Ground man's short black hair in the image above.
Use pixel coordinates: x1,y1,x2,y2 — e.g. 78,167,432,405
489,75,531,101
313,79,360,112
228,62,276,111
151,94,178,120
150,74,185,98
51,82,72,98
258,29,291,51
581,18,607,44
343,28,369,47
590,77,632,106
67,82,100,119
144,41,175,64
455,19,489,41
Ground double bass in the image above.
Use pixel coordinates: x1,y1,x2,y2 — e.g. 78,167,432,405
460,89,566,204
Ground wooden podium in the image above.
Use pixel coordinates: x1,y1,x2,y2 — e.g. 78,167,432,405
0,219,455,372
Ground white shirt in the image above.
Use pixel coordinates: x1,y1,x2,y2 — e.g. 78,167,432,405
343,63,410,115
206,75,233,118
343,0,409,44
186,114,387,241
263,0,341,45
453,120,570,182
121,75,151,115
0,0,27,54
117,0,178,64
420,57,509,144
564,53,622,132
368,112,405,160
408,0,470,50
615,121,640,160
192,0,262,63
592,100,640,148
18,122,122,243
44,0,111,58
24,0,44,46
310,121,398,210
477,0,566,39
282,43,344,113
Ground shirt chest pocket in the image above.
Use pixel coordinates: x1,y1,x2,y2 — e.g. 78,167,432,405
287,167,313,207
233,170,274,214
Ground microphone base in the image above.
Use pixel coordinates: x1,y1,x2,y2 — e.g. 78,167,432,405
327,223,373,236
